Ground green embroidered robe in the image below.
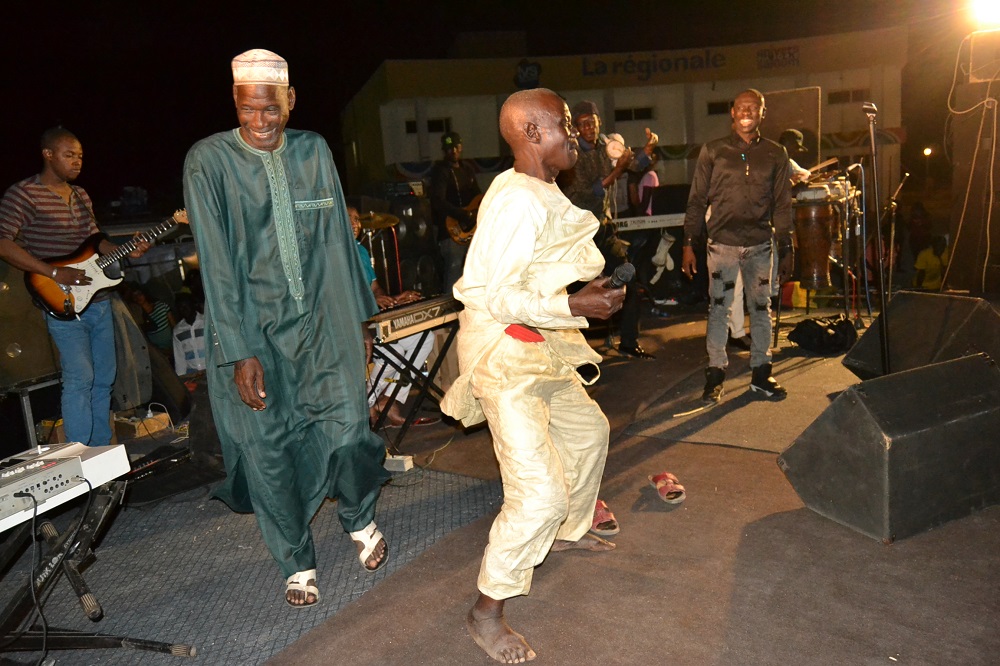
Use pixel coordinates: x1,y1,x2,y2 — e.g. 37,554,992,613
183,128,388,576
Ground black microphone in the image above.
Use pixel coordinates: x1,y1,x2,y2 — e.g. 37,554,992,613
862,101,878,115
608,262,635,288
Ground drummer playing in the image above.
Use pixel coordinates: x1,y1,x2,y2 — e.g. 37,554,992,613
348,205,434,428
779,129,812,186
681,88,795,404
349,205,421,309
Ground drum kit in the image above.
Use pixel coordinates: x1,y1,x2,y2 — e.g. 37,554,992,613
792,159,863,293
358,211,404,295
359,212,399,230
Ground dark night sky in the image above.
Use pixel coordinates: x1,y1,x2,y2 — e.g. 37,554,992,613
1,0,968,214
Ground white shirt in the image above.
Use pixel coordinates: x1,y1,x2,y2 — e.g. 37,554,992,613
172,312,206,375
443,168,605,425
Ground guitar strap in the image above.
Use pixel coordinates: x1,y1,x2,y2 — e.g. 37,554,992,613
449,165,465,208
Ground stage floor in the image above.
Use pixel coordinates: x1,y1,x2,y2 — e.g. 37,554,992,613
2,303,996,665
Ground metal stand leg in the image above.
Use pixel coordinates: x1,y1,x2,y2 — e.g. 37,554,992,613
370,322,458,454
0,481,197,658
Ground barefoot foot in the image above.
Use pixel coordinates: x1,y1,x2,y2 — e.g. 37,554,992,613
550,532,616,552
467,607,536,663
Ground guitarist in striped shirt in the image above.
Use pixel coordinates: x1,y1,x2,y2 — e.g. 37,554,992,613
0,127,150,446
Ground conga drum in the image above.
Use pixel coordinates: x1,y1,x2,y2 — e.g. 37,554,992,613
793,202,835,290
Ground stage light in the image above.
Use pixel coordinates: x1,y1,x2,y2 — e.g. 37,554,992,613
971,0,1000,27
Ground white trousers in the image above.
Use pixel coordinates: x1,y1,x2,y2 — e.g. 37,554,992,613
472,334,609,599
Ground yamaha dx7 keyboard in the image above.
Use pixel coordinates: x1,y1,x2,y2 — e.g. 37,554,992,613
368,295,463,344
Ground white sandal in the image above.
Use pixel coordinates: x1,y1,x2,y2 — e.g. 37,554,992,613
349,521,387,573
285,569,319,608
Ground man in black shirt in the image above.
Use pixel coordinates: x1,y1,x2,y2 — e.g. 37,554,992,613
681,89,794,404
429,131,481,294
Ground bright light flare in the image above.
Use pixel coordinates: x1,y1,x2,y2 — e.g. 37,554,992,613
972,0,1000,27
923,147,933,157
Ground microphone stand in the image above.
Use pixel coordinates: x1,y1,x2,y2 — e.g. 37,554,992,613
883,172,909,300
864,102,891,374
846,163,872,323
831,169,851,322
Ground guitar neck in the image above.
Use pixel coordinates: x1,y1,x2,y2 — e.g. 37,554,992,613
97,217,177,269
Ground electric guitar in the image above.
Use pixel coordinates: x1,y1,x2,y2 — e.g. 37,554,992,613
445,194,483,245
25,209,189,320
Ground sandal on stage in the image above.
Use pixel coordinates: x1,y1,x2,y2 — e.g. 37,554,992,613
590,499,620,536
648,472,686,504
285,569,319,608
350,521,388,573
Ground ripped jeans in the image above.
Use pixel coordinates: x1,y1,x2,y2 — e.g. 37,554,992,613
706,240,773,369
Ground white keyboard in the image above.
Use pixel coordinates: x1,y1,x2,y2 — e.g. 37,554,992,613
0,443,130,532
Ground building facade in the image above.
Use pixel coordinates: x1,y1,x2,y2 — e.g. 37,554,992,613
342,27,907,202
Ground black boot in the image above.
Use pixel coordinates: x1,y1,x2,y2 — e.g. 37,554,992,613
749,363,787,400
702,367,725,404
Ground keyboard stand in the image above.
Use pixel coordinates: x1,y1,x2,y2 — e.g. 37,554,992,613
369,320,458,454
0,481,196,658
1,373,62,449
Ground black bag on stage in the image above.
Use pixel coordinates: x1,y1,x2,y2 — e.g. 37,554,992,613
788,315,858,355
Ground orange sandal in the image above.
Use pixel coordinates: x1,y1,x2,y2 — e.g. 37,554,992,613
649,472,686,504
590,499,620,536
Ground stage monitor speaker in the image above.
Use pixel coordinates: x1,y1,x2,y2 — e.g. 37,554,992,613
842,291,1000,380
778,353,1000,543
0,264,59,391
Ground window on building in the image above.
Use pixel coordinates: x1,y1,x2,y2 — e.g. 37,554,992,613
828,89,871,105
404,118,453,134
614,107,654,122
427,118,450,133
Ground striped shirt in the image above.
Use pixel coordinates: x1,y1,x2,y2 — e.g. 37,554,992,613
0,174,100,259
146,301,173,350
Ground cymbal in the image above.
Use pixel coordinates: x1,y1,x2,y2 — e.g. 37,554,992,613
359,212,399,229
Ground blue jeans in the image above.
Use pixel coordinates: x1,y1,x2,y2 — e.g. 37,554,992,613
45,299,117,446
439,238,469,295
706,241,774,370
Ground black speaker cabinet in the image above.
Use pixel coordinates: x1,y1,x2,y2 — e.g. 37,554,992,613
390,195,441,295
778,353,1000,542
842,291,1000,380
0,264,59,391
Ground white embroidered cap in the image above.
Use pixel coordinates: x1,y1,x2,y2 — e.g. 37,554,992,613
231,49,289,86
